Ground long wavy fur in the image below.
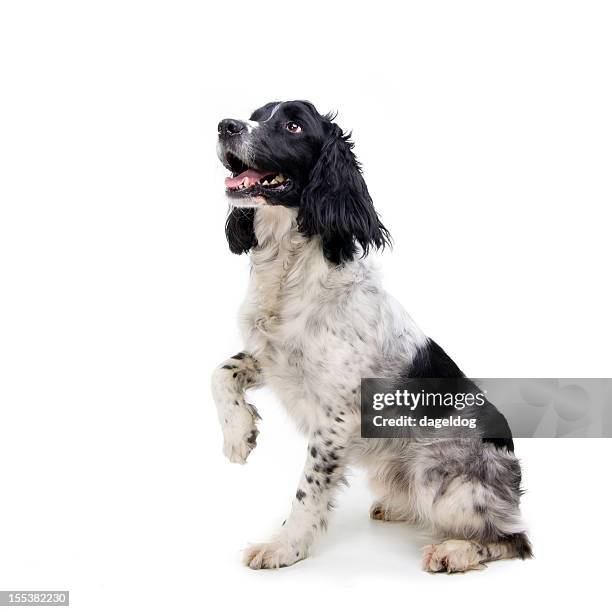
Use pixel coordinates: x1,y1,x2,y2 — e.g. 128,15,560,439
297,124,391,265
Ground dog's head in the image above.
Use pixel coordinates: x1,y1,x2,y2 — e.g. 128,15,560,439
218,100,390,264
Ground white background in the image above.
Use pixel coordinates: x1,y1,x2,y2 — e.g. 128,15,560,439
1,1,611,610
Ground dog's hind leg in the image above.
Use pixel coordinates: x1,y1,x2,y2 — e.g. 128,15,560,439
422,533,532,573
414,440,533,573
211,351,263,464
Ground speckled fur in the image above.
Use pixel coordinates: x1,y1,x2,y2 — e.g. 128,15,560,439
212,206,532,572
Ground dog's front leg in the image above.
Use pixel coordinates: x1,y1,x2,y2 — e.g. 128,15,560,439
244,424,351,569
211,352,263,464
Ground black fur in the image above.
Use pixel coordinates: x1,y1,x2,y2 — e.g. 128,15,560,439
218,100,390,264
501,532,534,559
402,338,514,451
225,208,256,255
407,338,465,378
298,124,391,264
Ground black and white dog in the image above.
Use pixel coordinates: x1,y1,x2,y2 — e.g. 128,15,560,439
212,100,532,572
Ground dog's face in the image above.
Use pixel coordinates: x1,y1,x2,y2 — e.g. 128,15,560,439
218,100,390,264
218,101,330,208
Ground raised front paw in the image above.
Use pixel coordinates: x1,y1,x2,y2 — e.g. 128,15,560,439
222,402,259,464
243,539,307,570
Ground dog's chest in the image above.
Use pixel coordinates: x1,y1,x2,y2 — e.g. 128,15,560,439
239,241,365,418
241,244,320,369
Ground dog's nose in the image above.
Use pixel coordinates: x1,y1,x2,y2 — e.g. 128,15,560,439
218,119,246,138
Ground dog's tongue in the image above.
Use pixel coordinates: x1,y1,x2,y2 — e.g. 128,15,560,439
225,168,270,189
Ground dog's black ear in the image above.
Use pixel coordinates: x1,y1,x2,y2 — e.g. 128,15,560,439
225,207,257,254
298,123,391,265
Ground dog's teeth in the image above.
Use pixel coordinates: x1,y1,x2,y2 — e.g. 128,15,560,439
243,177,250,188
270,178,278,185
262,180,269,185
275,174,284,183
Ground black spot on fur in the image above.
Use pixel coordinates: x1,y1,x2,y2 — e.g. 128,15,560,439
232,352,245,360
406,338,464,378
310,446,317,458
221,364,236,370
401,338,514,451
296,489,306,501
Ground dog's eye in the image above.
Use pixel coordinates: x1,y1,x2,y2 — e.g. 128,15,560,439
285,121,302,133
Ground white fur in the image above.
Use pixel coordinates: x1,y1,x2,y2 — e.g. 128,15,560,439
212,205,529,571
213,206,427,567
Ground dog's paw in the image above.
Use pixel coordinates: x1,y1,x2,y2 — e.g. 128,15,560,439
422,540,485,573
369,501,407,522
243,540,307,570
222,403,259,464
370,502,387,520
370,501,394,521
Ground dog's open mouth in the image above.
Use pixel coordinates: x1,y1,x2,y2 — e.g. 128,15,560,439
223,152,290,197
